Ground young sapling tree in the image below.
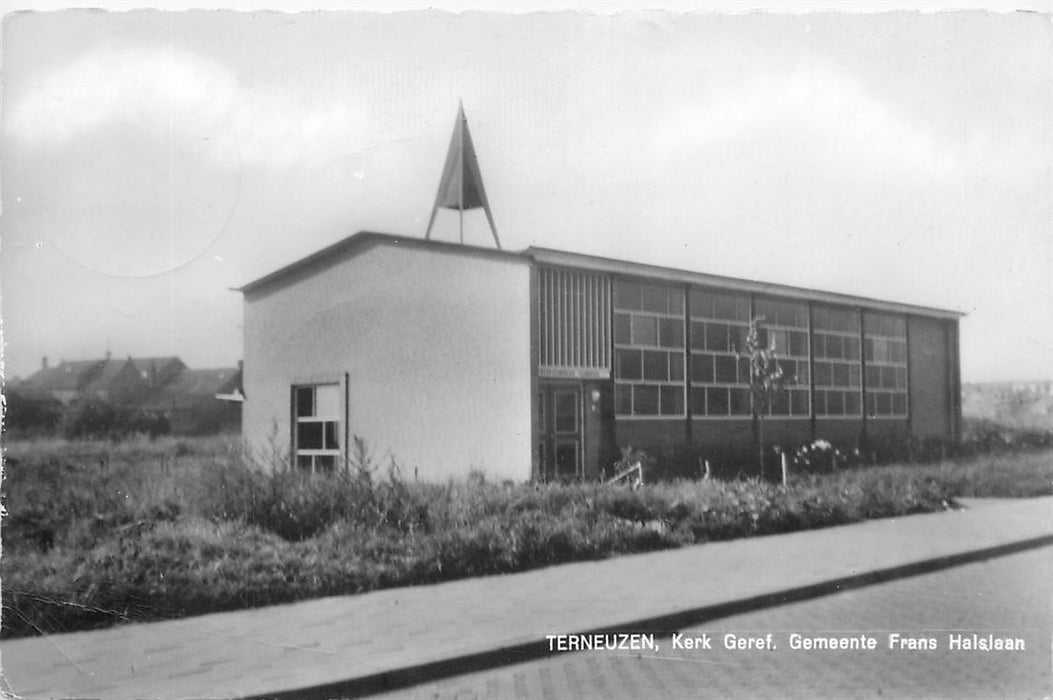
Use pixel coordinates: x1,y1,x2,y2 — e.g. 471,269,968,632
745,316,785,479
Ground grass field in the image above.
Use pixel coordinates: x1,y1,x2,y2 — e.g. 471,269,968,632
2,434,1051,639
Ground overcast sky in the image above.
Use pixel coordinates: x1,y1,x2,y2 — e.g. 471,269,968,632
1,4,1050,383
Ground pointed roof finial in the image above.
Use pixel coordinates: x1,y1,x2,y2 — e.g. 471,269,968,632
425,101,501,249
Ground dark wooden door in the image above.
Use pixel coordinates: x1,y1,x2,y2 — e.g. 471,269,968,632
539,383,583,481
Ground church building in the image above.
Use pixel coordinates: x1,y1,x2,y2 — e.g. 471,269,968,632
238,106,962,481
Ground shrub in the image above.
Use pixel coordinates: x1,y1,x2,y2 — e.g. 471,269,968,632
3,436,1051,639
644,443,701,482
2,386,64,435
60,400,170,440
960,418,1053,454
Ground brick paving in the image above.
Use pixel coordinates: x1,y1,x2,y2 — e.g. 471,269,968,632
1,497,1050,700
374,545,1052,700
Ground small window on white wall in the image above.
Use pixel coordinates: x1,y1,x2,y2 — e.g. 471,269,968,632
293,384,340,473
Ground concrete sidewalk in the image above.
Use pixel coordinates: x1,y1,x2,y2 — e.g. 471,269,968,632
2,497,1051,700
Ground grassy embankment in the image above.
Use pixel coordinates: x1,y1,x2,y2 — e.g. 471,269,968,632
2,435,1051,639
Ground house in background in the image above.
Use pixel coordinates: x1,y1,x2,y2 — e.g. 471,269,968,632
23,355,187,406
2,380,64,433
80,357,141,403
130,357,187,394
24,357,96,405
24,355,135,406
18,355,240,436
962,381,1053,431
237,107,963,481
141,366,243,435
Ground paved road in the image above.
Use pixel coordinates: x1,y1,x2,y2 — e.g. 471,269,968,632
371,546,1053,700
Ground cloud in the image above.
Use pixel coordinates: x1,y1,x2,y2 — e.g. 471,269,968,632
655,64,958,179
5,46,365,167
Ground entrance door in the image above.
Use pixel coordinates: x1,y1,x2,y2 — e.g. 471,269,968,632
538,383,583,481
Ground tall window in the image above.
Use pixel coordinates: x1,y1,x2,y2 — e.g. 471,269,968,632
689,289,751,417
754,298,810,417
812,306,863,417
293,384,340,473
864,313,908,417
537,267,611,374
613,280,685,417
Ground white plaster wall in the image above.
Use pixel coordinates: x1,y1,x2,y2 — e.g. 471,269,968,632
242,244,532,481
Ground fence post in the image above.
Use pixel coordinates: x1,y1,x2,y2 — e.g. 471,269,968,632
781,452,789,486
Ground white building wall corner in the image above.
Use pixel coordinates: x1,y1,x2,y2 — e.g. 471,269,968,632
242,244,532,481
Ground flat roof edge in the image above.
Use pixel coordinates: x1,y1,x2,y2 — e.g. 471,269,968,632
525,247,965,320
235,232,964,320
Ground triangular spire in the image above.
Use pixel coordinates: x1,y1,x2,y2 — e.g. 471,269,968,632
425,101,501,249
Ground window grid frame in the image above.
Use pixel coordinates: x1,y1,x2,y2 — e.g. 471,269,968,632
688,292,752,418
752,298,811,418
292,383,342,474
607,285,913,424
613,280,687,418
864,312,909,419
811,306,864,418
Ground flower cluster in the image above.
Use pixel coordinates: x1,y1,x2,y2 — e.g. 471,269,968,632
784,439,859,473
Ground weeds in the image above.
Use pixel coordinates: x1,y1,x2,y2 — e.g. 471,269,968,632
2,437,1051,639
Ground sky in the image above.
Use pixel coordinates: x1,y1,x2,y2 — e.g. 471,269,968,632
1,3,1050,384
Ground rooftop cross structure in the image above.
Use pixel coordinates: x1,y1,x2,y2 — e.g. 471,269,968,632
424,102,502,249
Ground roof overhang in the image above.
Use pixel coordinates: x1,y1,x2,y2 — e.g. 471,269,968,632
524,246,965,320
215,390,245,403
234,231,964,321
234,231,527,297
